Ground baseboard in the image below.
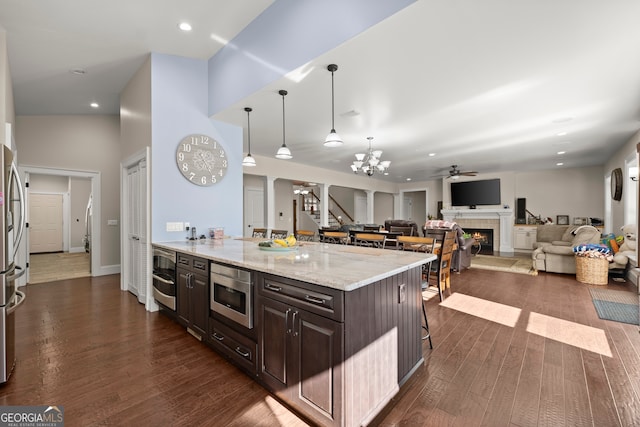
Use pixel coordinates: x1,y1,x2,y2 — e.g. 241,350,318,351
93,264,121,276
69,246,86,253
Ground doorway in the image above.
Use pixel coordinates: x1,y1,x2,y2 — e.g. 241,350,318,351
18,167,101,287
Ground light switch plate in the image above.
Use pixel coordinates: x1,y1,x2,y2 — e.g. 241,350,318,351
107,219,118,226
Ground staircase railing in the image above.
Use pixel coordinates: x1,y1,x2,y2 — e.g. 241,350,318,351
302,191,353,227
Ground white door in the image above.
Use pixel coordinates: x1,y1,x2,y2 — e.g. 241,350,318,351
126,161,147,304
244,188,264,237
29,194,63,253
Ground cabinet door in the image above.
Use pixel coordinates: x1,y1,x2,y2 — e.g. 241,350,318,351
176,269,191,326
258,297,290,394
191,272,209,338
290,308,343,425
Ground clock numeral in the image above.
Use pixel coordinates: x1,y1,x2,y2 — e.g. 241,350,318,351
219,151,225,158
182,163,189,172
211,175,217,184
221,160,227,168
201,176,207,185
189,172,196,181
182,143,192,152
178,152,184,162
218,170,224,177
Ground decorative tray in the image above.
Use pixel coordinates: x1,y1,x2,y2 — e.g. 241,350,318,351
258,245,298,252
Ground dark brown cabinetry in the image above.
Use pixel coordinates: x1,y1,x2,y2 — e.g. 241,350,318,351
209,319,257,374
176,254,209,340
257,274,344,427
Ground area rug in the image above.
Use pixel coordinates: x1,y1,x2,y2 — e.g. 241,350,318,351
589,288,639,325
469,254,537,276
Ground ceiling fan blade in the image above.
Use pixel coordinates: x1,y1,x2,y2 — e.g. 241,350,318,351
459,171,478,176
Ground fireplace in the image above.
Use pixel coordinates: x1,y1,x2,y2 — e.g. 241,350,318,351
466,228,494,255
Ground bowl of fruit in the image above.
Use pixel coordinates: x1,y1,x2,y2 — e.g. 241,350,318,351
258,235,298,251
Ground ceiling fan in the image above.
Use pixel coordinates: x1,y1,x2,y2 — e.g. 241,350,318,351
433,165,478,179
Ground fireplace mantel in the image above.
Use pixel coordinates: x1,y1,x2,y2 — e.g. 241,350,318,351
441,208,514,253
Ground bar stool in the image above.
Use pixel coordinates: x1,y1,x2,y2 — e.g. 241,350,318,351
252,228,267,238
270,229,288,239
353,233,386,248
295,230,315,241
322,231,349,244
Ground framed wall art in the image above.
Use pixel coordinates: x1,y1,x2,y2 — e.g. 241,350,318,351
557,215,569,225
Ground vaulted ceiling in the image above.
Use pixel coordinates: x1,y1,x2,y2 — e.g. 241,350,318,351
3,0,640,182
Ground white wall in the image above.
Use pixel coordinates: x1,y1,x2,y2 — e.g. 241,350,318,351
605,129,640,231
16,115,121,267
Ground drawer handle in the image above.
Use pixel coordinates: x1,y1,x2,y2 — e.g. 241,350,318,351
265,283,282,292
235,347,250,358
212,332,225,341
304,295,326,305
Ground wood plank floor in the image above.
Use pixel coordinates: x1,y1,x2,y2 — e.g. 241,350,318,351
28,252,90,284
1,269,638,426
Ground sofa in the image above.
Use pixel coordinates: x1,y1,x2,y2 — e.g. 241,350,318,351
532,225,605,274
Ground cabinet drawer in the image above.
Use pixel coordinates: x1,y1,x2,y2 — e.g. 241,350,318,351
177,254,209,274
209,319,257,374
258,274,343,322
177,253,193,269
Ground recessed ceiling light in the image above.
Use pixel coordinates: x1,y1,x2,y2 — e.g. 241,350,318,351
557,151,566,155
406,178,411,181
556,132,568,136
556,162,564,166
90,102,99,108
178,22,192,32
70,68,86,75
428,153,436,157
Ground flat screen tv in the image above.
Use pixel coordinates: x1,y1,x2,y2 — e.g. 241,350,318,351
451,178,501,207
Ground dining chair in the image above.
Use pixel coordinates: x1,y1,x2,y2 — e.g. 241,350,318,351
353,232,386,248
252,228,268,238
322,231,349,244
270,229,289,239
389,225,414,236
433,230,456,301
295,229,315,241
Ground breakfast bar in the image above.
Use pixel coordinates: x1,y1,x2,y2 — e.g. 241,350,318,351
153,238,435,427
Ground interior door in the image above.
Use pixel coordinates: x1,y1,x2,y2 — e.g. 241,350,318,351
126,160,147,304
29,194,63,253
244,188,265,237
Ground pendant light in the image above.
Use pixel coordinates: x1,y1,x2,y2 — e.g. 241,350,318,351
275,90,292,159
242,107,256,167
324,64,343,147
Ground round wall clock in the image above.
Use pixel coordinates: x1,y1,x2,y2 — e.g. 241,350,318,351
176,134,228,186
611,167,623,201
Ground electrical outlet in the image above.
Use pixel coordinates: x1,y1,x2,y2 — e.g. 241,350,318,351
184,222,190,230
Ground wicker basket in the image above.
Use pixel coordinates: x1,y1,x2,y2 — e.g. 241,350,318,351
575,256,609,285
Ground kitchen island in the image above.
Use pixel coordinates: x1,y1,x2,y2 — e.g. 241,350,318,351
154,238,435,427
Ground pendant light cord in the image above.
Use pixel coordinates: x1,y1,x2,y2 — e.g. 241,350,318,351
282,91,286,146
245,107,252,154
331,69,335,131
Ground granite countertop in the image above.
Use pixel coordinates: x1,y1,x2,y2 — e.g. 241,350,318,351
154,238,435,291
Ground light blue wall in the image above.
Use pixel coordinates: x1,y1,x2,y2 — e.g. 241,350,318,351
207,0,416,115
151,53,243,241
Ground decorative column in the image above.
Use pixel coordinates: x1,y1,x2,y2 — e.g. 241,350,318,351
265,176,276,230
366,190,375,224
319,183,330,227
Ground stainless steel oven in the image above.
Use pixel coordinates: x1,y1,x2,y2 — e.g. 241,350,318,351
210,263,253,329
152,247,176,311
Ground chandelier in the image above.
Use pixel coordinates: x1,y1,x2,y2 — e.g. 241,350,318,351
350,137,390,176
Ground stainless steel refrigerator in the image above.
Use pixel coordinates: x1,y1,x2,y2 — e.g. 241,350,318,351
0,145,25,384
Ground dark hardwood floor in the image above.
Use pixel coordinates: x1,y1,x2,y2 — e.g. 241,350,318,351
1,269,638,426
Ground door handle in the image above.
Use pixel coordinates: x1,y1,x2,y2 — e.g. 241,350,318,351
291,311,299,337
7,290,25,315
212,332,224,341
265,283,282,292
235,347,250,358
285,308,292,334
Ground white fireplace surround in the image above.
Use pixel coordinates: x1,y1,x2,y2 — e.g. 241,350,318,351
441,208,514,253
